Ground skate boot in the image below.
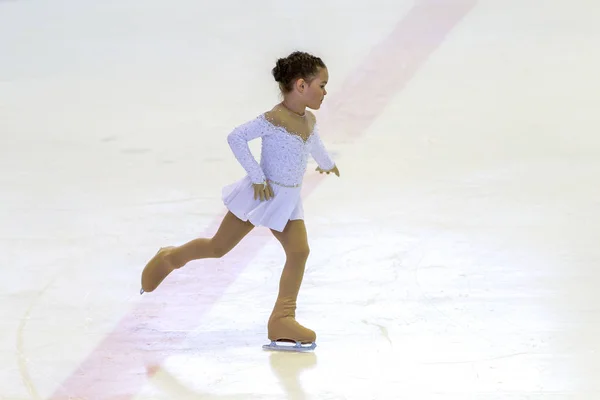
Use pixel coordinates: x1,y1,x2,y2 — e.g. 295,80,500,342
140,246,178,294
263,297,317,352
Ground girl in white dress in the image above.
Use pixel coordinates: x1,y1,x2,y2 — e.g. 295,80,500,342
140,51,340,351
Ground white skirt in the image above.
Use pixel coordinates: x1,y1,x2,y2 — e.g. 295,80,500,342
221,175,304,232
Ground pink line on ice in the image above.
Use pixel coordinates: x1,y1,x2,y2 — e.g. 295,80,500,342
49,1,477,398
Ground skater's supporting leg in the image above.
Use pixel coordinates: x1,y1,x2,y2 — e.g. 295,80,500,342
141,211,254,293
270,220,310,306
267,219,316,343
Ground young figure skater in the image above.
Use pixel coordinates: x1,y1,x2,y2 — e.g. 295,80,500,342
140,51,340,351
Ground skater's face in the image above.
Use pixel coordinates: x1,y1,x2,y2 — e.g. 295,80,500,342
297,67,328,110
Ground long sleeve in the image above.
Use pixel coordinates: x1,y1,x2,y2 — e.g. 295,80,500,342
227,118,268,184
310,127,335,170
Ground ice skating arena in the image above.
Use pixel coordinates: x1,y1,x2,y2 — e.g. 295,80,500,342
2,0,600,399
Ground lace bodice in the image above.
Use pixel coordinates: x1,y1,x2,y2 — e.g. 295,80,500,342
227,114,335,187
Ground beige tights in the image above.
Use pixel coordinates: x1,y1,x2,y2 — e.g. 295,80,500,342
140,214,316,343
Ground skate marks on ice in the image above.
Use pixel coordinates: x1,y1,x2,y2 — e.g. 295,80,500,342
361,319,393,348
145,350,317,399
15,268,69,400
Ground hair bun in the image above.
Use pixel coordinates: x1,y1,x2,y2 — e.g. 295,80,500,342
272,58,289,83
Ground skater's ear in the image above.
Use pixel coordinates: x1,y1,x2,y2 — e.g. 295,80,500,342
294,78,307,93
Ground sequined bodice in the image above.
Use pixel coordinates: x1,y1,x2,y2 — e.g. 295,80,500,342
227,114,335,187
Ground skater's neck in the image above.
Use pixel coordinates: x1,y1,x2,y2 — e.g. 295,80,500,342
281,99,306,117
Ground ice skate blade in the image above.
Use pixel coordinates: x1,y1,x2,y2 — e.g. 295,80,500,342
140,288,144,295
262,340,316,352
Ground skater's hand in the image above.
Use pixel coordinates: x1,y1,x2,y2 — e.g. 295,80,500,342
253,182,274,201
316,164,340,177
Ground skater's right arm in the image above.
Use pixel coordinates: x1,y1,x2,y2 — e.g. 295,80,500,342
227,118,268,185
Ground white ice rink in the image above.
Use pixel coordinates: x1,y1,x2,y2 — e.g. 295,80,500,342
2,0,600,399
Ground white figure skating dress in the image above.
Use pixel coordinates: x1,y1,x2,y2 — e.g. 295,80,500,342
222,113,335,232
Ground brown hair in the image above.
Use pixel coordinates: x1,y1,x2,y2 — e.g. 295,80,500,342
272,51,326,93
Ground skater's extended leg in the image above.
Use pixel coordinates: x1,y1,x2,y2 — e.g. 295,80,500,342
267,219,316,344
141,211,254,293
167,211,255,267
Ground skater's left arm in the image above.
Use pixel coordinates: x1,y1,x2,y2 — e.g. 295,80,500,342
310,124,340,177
